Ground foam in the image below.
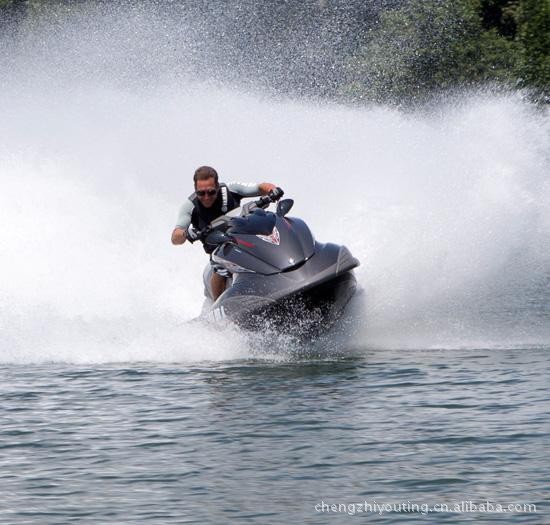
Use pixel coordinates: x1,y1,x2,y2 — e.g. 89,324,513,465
1,7,548,363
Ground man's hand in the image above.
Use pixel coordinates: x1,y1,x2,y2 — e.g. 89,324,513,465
268,187,284,201
186,224,201,242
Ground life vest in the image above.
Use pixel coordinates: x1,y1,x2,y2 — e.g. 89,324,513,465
189,183,242,252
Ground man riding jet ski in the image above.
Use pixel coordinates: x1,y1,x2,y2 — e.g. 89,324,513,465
171,165,281,301
172,165,359,333
174,186,359,336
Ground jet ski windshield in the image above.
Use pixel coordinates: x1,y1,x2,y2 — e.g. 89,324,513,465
228,208,276,236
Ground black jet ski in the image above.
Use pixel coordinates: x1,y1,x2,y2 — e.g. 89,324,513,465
200,191,359,335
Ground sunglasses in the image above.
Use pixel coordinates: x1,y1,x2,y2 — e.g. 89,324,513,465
195,188,218,197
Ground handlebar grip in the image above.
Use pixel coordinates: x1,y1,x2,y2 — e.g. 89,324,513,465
255,188,283,208
256,195,271,207
269,187,284,201
199,225,212,240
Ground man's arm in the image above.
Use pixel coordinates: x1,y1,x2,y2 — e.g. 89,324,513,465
171,227,187,245
171,200,194,245
228,182,278,197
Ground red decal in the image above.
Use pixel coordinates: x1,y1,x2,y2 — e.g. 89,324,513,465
236,238,255,248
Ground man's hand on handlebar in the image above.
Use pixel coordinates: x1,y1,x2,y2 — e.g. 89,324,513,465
268,187,284,202
186,224,211,243
255,187,284,209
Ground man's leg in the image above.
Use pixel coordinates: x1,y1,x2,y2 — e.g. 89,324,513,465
211,272,227,300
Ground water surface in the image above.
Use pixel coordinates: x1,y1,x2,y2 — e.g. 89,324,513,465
2,347,548,524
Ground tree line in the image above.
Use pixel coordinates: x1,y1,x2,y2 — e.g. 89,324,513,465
344,0,549,104
1,0,548,105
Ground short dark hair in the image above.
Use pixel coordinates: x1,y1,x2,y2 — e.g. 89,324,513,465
193,166,218,186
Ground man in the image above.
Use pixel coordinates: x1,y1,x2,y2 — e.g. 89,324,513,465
172,165,281,300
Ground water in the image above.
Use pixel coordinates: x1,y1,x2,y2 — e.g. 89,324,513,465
2,351,548,524
1,3,549,524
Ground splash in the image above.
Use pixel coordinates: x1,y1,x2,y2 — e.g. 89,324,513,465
1,5,549,364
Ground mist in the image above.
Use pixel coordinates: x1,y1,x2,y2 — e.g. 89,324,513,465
1,2,549,364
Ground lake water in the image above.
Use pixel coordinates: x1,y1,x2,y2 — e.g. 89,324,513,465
2,344,548,524
1,5,549,522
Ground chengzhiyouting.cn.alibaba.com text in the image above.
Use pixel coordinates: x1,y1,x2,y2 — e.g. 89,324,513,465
314,500,537,516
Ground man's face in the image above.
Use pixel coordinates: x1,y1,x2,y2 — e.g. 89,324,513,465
195,177,219,208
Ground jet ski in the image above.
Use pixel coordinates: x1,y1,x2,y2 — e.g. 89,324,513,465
199,190,359,336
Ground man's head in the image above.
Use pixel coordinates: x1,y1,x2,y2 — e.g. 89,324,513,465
193,166,219,208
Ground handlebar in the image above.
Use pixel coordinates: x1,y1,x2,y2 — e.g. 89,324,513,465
202,187,284,237
255,187,284,208
255,195,271,208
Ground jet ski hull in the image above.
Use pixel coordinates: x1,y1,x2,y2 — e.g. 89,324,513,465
203,242,359,335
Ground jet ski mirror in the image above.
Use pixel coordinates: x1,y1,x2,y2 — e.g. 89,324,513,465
276,198,294,217
205,230,233,247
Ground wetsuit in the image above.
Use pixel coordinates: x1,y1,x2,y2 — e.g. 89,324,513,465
175,182,263,272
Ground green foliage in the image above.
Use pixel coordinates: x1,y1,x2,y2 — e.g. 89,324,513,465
342,0,523,105
515,0,550,98
479,0,519,38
